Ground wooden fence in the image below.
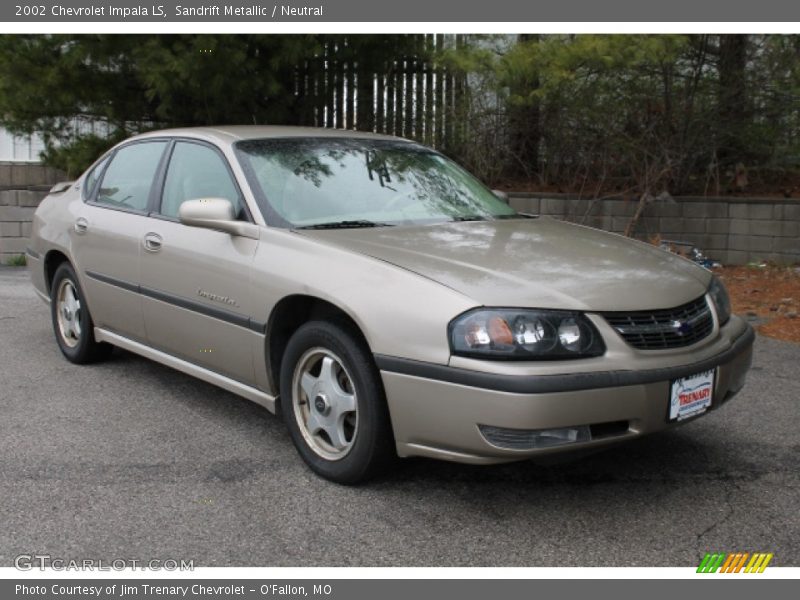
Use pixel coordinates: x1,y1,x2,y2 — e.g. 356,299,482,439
292,35,468,153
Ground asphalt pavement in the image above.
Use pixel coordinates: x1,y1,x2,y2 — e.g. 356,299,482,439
1,266,798,567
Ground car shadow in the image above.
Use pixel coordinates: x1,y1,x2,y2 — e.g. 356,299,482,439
100,346,279,423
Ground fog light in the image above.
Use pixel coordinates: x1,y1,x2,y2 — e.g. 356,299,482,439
479,424,591,450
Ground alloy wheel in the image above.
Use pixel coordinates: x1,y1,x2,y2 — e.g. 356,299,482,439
291,347,359,461
55,278,82,348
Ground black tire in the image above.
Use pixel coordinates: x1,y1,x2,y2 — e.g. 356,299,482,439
280,320,396,484
50,262,113,364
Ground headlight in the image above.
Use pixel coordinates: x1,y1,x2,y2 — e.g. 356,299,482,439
708,276,731,325
449,309,605,360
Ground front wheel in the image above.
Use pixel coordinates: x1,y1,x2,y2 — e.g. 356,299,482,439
280,321,395,484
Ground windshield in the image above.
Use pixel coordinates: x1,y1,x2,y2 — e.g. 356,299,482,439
234,138,518,228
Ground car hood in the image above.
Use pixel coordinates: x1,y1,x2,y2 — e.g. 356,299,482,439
297,218,712,311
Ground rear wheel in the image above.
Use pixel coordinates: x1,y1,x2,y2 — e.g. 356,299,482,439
50,262,112,364
280,321,395,484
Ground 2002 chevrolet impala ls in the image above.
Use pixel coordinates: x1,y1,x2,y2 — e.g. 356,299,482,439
28,126,754,483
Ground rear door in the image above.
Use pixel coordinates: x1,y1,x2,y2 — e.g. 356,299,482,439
139,139,260,385
72,140,169,342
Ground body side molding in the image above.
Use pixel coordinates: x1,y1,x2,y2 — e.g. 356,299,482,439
85,270,267,333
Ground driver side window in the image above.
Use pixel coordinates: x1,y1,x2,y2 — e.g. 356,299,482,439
160,142,243,219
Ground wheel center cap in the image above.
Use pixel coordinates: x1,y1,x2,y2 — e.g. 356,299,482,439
314,395,330,415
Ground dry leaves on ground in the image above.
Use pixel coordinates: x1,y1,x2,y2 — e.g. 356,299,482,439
715,265,800,343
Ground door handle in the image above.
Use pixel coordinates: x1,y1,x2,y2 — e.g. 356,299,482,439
143,232,163,253
74,217,89,235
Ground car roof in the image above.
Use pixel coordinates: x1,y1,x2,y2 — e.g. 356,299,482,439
130,125,406,147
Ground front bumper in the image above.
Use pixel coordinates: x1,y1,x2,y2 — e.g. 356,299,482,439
378,317,755,464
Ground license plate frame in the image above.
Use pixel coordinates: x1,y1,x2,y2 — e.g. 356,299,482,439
668,368,716,422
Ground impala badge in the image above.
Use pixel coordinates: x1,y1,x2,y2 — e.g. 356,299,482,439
197,289,239,307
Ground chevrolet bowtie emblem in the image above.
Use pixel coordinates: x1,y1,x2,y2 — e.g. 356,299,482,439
672,319,691,336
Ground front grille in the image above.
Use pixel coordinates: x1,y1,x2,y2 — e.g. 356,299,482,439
602,296,714,350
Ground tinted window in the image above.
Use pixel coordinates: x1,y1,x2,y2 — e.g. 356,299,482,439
160,142,242,219
96,141,167,212
235,138,517,228
83,155,110,200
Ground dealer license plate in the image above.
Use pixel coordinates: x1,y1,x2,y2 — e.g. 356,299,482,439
668,369,715,422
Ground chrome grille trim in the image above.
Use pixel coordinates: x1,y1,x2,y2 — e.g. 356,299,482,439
602,296,714,350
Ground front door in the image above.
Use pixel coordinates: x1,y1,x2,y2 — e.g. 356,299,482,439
139,140,260,385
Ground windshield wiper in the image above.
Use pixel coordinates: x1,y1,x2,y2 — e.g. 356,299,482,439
296,220,395,230
451,215,489,222
451,214,534,222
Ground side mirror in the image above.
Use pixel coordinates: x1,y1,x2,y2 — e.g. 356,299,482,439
492,189,509,204
178,198,259,239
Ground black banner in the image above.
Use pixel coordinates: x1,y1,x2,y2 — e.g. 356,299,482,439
5,0,800,22
4,579,797,600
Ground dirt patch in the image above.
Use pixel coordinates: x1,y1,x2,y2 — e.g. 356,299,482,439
715,265,800,343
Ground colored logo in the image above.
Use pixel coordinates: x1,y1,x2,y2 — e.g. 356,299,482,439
677,381,712,407
697,552,773,573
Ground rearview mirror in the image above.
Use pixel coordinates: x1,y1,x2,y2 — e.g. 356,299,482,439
178,198,259,239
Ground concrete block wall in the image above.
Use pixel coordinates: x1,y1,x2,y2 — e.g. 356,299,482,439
0,162,64,191
509,193,800,265
1,185,799,266
0,190,47,262
0,162,64,263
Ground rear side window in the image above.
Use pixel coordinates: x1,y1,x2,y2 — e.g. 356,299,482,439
95,141,168,212
82,155,110,200
160,142,242,219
